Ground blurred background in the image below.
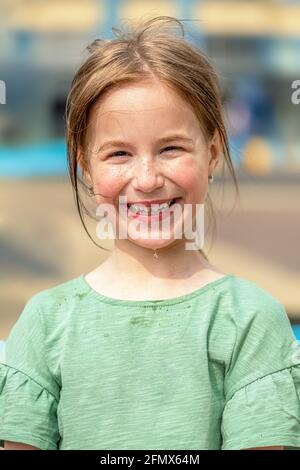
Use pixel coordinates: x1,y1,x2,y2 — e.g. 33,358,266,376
0,0,300,352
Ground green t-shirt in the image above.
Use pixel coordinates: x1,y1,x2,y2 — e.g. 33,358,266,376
1,273,300,450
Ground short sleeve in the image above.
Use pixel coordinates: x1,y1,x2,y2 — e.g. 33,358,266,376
221,295,300,450
0,294,60,450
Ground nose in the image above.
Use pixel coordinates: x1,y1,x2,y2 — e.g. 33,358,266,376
132,155,164,193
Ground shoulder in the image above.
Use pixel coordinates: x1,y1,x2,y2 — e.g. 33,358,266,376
10,275,89,338
207,274,292,371
219,273,289,327
221,273,294,351
4,275,90,373
209,273,295,373
26,274,86,308
220,275,298,397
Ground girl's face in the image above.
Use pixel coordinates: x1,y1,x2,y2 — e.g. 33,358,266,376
80,77,221,251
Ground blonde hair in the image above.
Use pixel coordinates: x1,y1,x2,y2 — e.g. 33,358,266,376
66,16,239,260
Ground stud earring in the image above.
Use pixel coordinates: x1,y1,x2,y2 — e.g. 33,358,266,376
208,174,214,183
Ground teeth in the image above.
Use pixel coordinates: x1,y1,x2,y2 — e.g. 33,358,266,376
130,206,148,214
128,199,175,215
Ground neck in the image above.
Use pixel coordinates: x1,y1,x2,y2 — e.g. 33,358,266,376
103,239,210,281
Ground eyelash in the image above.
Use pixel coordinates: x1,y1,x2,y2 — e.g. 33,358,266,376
108,146,183,158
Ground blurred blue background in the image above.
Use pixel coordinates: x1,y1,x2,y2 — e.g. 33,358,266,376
1,0,300,175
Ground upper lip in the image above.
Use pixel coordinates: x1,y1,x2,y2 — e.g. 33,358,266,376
126,198,179,206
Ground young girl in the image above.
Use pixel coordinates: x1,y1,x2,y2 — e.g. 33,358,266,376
1,16,300,451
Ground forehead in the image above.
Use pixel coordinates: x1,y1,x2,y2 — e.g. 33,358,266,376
88,79,201,134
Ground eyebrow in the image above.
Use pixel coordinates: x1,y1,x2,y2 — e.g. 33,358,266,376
97,134,194,152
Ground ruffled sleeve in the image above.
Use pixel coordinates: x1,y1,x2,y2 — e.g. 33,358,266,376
0,364,59,450
0,294,60,450
221,294,300,450
221,364,300,450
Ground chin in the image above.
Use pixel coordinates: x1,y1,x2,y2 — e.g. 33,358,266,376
129,237,179,251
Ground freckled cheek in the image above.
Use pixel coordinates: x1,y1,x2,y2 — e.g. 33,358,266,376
174,166,208,202
92,166,127,203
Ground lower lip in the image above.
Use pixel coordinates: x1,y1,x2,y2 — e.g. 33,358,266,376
126,198,182,222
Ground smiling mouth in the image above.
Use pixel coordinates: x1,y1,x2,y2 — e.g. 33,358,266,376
126,198,181,215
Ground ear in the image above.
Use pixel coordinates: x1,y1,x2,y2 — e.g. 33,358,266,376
208,128,222,175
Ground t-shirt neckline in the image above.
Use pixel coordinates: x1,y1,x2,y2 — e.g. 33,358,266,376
78,272,235,307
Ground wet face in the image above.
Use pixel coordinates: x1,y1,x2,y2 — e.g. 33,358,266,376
79,78,220,251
